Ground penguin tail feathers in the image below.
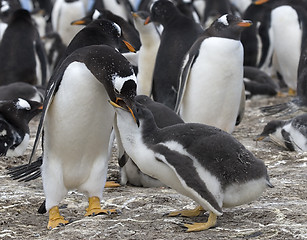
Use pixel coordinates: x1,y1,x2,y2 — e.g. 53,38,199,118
7,156,42,182
260,102,290,116
260,101,299,116
38,200,47,214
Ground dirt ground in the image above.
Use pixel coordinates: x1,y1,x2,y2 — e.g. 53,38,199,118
0,95,306,240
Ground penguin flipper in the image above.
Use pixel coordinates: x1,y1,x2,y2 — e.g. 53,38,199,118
29,64,64,164
174,50,197,114
153,144,223,216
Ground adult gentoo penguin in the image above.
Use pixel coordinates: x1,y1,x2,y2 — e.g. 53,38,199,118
260,29,307,116
30,45,137,229
255,113,307,152
0,98,42,157
51,0,85,46
148,0,203,109
110,99,273,232
59,18,135,67
132,11,160,96
0,9,47,86
175,14,251,133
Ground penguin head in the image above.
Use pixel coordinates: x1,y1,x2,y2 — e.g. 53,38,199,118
113,78,139,127
206,14,252,40
0,98,43,123
149,0,178,25
254,119,285,141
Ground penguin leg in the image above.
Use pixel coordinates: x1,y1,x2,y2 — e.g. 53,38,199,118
85,196,117,216
105,181,121,188
48,206,69,229
167,205,205,217
183,211,217,232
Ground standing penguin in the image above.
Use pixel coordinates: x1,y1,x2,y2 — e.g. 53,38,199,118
175,14,251,133
110,99,273,232
132,11,160,96
148,0,203,109
0,9,47,86
30,45,138,229
0,98,42,157
270,4,306,95
51,0,85,46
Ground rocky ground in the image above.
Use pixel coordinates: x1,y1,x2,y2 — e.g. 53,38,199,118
0,95,306,240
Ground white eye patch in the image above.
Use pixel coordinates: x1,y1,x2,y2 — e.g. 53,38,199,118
218,14,229,26
16,98,31,110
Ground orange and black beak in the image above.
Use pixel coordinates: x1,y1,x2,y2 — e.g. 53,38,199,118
122,40,136,53
237,20,253,28
110,98,139,127
71,18,90,25
144,16,151,25
253,0,269,5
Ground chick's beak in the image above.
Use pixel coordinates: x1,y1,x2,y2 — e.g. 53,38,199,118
114,98,140,127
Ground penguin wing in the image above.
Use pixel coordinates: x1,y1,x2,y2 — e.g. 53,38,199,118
28,63,66,164
174,45,199,114
153,144,223,216
292,114,307,137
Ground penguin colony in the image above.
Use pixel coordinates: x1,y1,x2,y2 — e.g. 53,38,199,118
2,0,307,233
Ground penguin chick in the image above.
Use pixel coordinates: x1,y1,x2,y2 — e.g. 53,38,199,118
120,95,184,187
255,113,307,152
110,100,273,232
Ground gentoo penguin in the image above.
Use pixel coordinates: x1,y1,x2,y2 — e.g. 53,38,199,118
71,8,141,53
132,11,160,96
120,95,183,187
29,45,137,229
57,19,136,69
243,66,279,99
175,14,251,133
91,0,134,24
0,98,42,157
51,0,85,46
0,82,45,103
0,9,47,86
269,4,303,95
260,31,307,116
255,114,307,152
148,0,203,109
110,99,273,232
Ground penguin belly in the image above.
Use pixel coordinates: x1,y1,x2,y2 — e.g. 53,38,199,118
181,37,243,133
42,62,114,210
271,6,302,90
223,177,267,207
